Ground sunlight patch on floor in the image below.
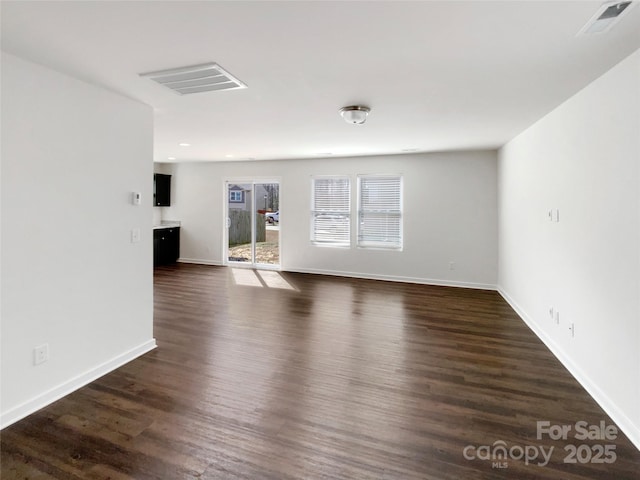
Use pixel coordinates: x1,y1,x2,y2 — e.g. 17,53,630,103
256,270,297,291
231,268,298,291
231,268,263,287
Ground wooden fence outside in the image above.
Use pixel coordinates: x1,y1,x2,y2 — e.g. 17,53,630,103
229,210,266,246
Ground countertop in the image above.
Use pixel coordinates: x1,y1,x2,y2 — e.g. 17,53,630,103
153,221,181,230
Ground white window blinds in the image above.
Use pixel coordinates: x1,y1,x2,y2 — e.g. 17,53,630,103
358,175,402,249
311,177,350,246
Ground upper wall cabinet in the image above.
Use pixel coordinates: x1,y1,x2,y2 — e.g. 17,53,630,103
154,173,171,207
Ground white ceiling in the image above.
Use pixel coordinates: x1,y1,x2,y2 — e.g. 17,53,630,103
2,1,639,162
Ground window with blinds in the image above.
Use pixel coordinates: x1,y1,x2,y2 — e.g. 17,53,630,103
311,177,351,246
357,175,402,249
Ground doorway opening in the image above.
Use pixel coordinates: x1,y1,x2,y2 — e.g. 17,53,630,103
225,180,280,269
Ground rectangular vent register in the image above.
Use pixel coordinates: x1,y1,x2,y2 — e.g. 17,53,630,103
140,62,247,95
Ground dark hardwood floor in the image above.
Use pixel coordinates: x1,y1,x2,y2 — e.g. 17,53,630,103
2,263,639,479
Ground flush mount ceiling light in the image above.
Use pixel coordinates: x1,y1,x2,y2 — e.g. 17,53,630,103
577,1,635,35
340,106,371,125
139,62,247,95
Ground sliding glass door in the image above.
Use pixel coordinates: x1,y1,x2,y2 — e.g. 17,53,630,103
226,180,280,268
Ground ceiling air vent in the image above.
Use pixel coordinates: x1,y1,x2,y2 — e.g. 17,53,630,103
139,62,247,95
577,1,635,35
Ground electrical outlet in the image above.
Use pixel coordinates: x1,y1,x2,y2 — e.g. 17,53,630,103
549,306,554,319
555,310,560,325
449,261,455,270
34,344,49,365
569,323,575,338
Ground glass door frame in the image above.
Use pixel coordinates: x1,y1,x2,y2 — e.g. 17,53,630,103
223,177,281,270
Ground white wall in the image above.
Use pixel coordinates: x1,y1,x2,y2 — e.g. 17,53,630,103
498,49,640,449
162,150,498,288
1,53,156,427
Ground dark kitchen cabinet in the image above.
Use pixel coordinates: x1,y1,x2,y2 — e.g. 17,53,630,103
154,173,171,206
154,227,180,266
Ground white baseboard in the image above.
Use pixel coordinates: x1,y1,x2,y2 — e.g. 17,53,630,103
497,287,640,452
178,258,223,266
175,261,496,290
0,339,157,430
287,267,497,290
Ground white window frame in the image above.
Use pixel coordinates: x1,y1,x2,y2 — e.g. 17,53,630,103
357,174,403,250
229,190,243,202
310,176,351,247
